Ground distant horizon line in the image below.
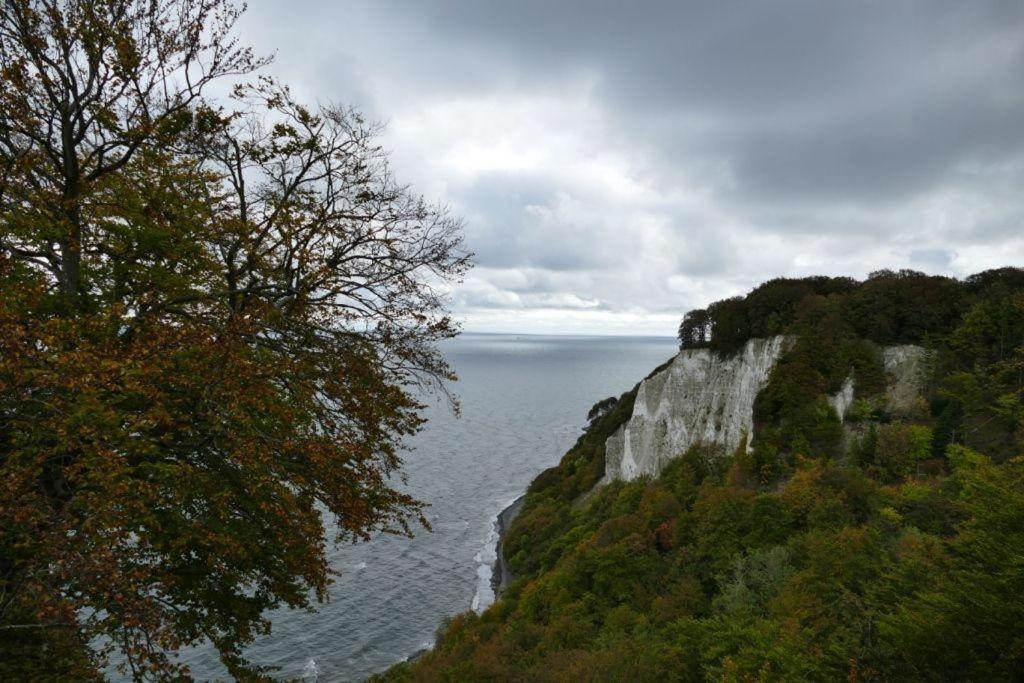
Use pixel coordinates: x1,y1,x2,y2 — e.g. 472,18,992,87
458,330,677,339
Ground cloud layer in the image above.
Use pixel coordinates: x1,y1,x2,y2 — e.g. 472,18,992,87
245,0,1024,335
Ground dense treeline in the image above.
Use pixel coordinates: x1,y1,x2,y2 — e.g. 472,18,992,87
381,268,1024,681
679,268,1024,354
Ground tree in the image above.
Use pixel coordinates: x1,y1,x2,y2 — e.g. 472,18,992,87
0,1,469,679
878,448,1024,679
874,424,932,482
678,308,710,348
0,0,267,307
587,396,618,422
706,296,749,354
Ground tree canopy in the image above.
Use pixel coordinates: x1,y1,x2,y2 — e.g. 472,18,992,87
0,0,469,679
677,270,982,354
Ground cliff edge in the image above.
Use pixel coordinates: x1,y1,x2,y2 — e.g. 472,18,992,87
604,335,791,482
606,337,926,483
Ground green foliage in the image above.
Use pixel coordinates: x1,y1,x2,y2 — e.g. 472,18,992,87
586,396,618,422
382,439,1024,682
384,269,1024,682
876,449,1024,679
841,270,964,345
847,396,887,422
382,448,1024,682
872,423,933,482
676,271,974,354
502,384,641,578
713,546,795,615
0,1,469,678
936,295,1024,461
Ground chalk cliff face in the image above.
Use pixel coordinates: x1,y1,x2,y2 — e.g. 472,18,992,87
829,345,926,422
827,377,856,421
603,336,791,482
883,345,926,414
605,339,927,483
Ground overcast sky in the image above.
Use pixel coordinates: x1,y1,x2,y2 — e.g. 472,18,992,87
244,1,1024,335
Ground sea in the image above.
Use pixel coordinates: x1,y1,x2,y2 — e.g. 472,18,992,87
165,333,679,682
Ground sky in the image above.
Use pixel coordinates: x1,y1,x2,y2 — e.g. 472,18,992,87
243,1,1024,336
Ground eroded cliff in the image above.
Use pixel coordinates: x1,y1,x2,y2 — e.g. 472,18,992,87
603,336,791,482
605,338,926,482
830,344,927,422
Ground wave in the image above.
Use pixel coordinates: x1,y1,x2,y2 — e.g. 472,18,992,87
470,495,522,614
397,638,436,666
301,658,320,681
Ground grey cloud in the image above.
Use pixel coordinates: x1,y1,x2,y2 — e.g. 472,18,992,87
452,172,664,272
245,0,1024,333
909,248,955,270
386,0,1024,203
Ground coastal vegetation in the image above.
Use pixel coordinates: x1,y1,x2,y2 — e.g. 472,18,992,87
2,2,1021,680
383,268,1024,681
0,0,467,679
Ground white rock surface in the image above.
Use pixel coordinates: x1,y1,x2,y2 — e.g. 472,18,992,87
829,345,926,424
603,336,791,482
828,377,856,421
605,339,927,483
883,345,926,413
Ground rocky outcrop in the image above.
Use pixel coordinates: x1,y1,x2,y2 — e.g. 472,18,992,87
605,339,928,484
491,496,524,598
830,345,926,424
828,377,856,421
883,345,926,414
603,336,791,482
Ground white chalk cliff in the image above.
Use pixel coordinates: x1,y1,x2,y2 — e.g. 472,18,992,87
829,345,926,422
605,338,926,483
883,345,926,414
604,336,791,482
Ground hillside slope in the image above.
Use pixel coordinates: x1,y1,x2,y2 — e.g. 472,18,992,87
379,268,1024,682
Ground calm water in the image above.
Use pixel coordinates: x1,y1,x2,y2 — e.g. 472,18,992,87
175,333,678,682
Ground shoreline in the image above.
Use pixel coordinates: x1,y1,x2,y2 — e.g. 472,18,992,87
397,494,527,672
490,494,526,598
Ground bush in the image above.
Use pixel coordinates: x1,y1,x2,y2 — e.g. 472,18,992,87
875,424,932,481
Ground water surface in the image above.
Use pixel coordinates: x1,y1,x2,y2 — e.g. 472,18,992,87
180,333,678,681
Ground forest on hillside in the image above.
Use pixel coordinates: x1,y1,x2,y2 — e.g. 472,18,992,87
383,268,1024,681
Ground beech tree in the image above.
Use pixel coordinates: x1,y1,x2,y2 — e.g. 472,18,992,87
677,308,710,348
0,0,469,679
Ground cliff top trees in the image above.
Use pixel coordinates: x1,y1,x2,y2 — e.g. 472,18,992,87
676,270,1020,355
0,0,469,679
677,308,710,349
